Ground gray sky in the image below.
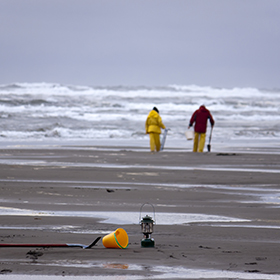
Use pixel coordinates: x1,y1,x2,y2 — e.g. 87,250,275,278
1,0,280,89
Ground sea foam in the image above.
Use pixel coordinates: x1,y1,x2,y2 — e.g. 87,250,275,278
0,83,279,143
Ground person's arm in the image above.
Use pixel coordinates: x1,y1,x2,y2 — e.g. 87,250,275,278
188,111,197,129
209,113,215,127
158,116,166,129
145,117,149,133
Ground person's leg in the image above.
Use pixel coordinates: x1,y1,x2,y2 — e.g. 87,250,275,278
154,133,161,152
149,133,155,152
193,132,199,152
198,133,206,152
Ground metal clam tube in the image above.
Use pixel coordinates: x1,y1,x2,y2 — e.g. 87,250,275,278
0,236,101,249
0,243,69,247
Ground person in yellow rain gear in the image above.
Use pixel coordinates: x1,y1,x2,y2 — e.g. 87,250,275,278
145,107,166,152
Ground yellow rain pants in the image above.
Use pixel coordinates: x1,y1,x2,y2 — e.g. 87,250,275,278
193,132,206,152
149,132,161,152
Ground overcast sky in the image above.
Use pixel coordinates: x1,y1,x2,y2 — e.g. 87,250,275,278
1,0,280,89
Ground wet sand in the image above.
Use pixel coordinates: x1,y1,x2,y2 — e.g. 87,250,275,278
0,145,280,279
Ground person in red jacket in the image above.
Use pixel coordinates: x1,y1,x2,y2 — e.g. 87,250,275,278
188,105,215,152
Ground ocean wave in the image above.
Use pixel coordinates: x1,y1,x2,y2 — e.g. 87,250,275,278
0,82,279,142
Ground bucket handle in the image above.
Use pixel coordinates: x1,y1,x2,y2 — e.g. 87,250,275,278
139,203,156,224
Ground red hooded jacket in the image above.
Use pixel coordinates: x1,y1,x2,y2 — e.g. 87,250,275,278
189,105,215,133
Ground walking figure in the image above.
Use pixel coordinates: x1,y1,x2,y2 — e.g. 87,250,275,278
188,105,214,152
145,107,166,152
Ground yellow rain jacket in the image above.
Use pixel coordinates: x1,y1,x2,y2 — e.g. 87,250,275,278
145,110,166,134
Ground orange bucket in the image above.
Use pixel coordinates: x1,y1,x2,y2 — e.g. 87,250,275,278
102,228,129,249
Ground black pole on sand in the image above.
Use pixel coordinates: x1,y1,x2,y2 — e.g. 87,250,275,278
207,126,213,152
0,236,101,249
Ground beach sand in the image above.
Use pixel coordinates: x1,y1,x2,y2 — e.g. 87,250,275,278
0,145,280,279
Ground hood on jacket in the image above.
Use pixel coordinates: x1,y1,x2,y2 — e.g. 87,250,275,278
148,109,159,118
199,105,207,111
153,107,159,113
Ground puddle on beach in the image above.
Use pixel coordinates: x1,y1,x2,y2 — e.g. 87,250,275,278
0,159,279,174
1,262,279,280
2,208,279,231
211,224,280,230
1,178,280,208
246,191,280,206
0,207,248,225
1,178,279,192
